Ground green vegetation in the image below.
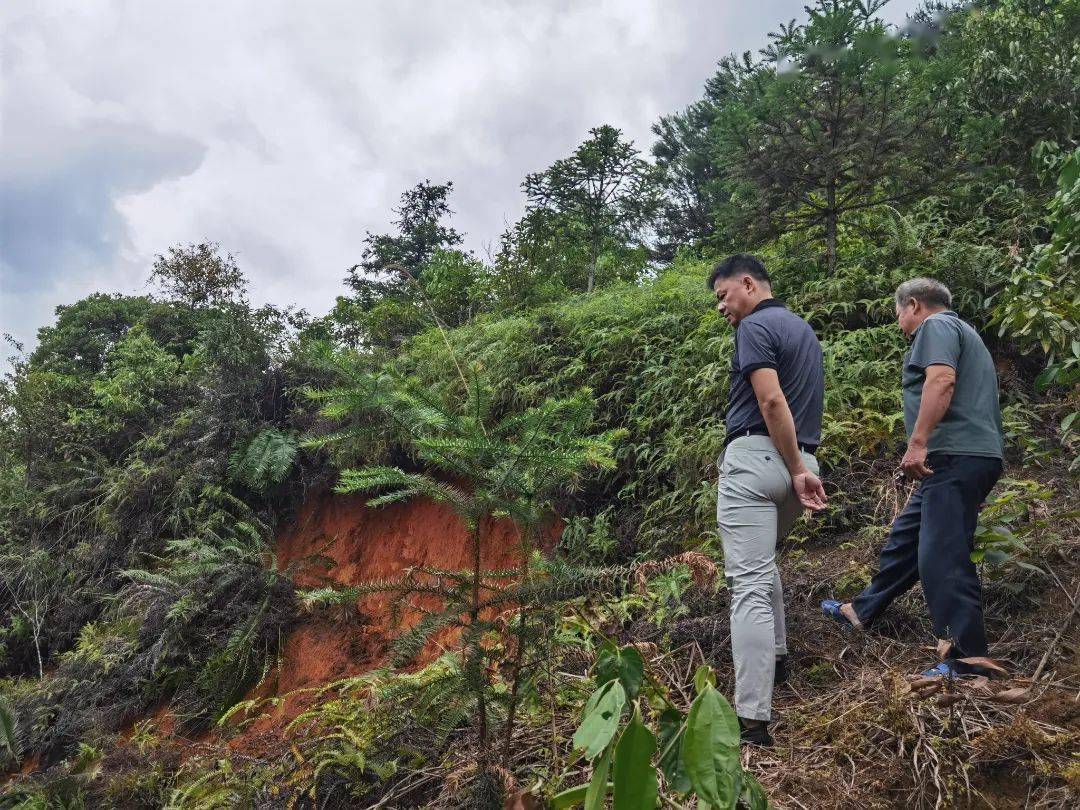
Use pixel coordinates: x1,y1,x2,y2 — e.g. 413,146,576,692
2,1,1078,807
555,649,767,810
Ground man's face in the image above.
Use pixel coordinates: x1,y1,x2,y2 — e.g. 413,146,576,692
896,299,920,338
713,275,757,326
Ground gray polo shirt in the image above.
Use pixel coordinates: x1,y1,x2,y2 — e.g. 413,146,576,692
903,311,1004,459
725,299,824,448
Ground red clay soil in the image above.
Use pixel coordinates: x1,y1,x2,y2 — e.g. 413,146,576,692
229,489,558,740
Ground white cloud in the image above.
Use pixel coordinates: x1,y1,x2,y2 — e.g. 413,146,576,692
1,0,924,365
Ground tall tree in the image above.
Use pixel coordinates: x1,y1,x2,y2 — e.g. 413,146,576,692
651,53,762,259
150,242,248,307
719,0,948,273
523,125,660,292
344,180,463,302
336,181,465,348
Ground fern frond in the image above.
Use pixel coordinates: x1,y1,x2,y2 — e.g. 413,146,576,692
391,613,466,667
227,428,299,491
298,586,363,611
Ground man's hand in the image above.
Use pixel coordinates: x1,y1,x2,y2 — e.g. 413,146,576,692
792,469,828,511
750,368,827,510
900,442,933,480
903,364,953,480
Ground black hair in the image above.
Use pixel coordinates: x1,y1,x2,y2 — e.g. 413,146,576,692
705,253,771,290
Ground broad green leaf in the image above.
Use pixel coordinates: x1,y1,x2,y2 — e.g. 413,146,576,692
993,525,1016,542
1061,411,1079,432
585,744,614,810
596,642,645,699
740,771,770,810
613,708,658,810
680,685,741,808
1034,366,1059,392
573,680,627,760
551,784,591,809
658,707,692,794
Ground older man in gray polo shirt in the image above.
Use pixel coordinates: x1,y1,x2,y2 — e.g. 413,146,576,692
824,278,1004,679
709,253,827,746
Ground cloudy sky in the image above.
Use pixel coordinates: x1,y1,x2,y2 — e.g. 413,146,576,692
1,0,923,365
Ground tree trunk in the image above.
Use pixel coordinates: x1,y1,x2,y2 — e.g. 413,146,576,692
501,605,527,766
587,235,599,294
825,178,838,276
502,526,541,765
33,628,44,679
468,526,490,769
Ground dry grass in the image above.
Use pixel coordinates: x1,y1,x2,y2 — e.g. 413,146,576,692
495,459,1080,810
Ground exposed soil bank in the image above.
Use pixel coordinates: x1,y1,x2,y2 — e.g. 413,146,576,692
233,489,557,735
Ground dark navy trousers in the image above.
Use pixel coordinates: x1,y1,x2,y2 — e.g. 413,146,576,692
852,453,1003,660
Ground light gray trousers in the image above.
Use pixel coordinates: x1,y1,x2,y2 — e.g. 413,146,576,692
716,435,819,721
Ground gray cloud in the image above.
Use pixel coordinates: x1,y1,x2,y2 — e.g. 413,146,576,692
1,121,204,294
0,0,923,367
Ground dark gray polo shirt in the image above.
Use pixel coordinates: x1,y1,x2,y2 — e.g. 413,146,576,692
725,299,824,448
903,311,1004,458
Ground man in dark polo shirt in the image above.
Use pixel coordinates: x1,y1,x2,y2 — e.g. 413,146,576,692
708,253,827,746
823,278,1004,679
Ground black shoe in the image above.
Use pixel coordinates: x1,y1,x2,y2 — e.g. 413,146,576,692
739,718,774,747
775,655,788,685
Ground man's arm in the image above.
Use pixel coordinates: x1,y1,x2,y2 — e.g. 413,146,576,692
749,368,827,510
902,363,956,479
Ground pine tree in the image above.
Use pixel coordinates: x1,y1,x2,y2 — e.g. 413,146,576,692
306,361,630,785
719,0,948,273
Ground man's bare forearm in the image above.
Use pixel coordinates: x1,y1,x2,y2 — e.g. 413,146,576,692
761,395,806,476
910,374,955,447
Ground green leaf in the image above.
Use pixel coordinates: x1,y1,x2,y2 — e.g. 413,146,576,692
680,685,741,808
1034,365,1059,392
658,707,692,794
552,781,620,810
551,784,591,809
693,665,716,695
740,771,770,810
1061,411,1079,433
573,680,627,760
585,743,614,810
596,642,645,699
613,708,658,810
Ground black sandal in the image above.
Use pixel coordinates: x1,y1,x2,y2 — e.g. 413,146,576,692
775,654,789,685
739,718,774,747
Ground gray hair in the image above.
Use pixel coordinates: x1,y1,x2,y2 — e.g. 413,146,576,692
895,277,952,310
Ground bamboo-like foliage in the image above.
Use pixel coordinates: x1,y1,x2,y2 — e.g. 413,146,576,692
0,698,22,768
